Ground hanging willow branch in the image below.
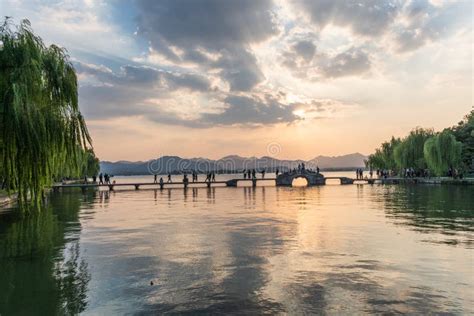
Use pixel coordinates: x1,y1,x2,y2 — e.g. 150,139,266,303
0,18,91,209
424,131,462,176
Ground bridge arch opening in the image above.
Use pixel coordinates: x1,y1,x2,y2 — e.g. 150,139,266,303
292,176,309,187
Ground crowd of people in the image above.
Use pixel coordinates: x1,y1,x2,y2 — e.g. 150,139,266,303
403,168,429,178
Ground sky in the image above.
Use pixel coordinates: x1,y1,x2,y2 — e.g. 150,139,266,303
1,0,473,161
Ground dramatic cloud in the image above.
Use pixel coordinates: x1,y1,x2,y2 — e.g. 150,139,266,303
295,0,401,37
202,95,299,126
317,47,371,78
393,0,471,52
281,45,371,79
135,0,278,91
75,62,211,91
2,0,470,159
76,58,356,128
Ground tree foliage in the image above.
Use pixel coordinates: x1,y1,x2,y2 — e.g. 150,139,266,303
393,128,434,170
367,137,400,170
448,110,473,172
0,19,92,208
367,110,472,176
81,148,100,178
424,131,462,176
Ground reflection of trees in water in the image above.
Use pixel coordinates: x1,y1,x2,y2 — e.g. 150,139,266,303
0,191,95,314
381,185,474,247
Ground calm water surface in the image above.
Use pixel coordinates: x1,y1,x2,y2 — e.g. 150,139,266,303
0,173,473,315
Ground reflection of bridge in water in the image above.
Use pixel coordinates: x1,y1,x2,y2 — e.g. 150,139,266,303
53,170,378,192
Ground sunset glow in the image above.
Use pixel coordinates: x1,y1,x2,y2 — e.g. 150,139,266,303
3,0,472,161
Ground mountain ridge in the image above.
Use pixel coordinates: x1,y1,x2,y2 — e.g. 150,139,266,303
100,153,368,175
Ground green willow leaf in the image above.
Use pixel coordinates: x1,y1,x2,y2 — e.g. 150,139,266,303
0,18,96,210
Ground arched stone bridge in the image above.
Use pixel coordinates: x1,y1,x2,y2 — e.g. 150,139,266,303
275,170,325,186
52,171,377,191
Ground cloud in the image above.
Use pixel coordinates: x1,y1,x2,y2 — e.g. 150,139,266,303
75,61,211,92
135,0,277,52
292,0,471,54
213,49,265,91
295,0,401,37
393,0,471,52
76,57,355,128
281,44,371,79
292,40,317,62
317,47,371,78
201,95,299,126
134,0,278,91
280,39,318,78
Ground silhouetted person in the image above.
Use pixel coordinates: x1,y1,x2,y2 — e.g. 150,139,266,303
276,168,279,177
261,170,265,178
316,166,320,174
252,169,256,179
159,177,164,186
302,163,305,171
244,170,247,179
154,174,158,184
167,174,172,183
99,173,103,185
212,172,216,182
92,175,97,183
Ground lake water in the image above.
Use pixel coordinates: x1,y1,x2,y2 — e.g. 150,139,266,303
0,173,473,314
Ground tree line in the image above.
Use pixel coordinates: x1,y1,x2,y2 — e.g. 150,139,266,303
0,19,99,209
367,110,473,177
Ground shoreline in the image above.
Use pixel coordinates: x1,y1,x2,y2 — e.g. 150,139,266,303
1,177,472,211
376,177,474,185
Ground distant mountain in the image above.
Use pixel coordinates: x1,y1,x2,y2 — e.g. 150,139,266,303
100,153,367,175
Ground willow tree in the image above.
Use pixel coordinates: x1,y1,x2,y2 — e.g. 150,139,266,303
367,137,400,170
449,110,474,172
394,128,433,171
424,131,462,176
0,19,91,208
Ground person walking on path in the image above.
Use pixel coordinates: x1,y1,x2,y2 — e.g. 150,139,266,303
167,174,172,183
99,173,103,185
154,174,158,184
